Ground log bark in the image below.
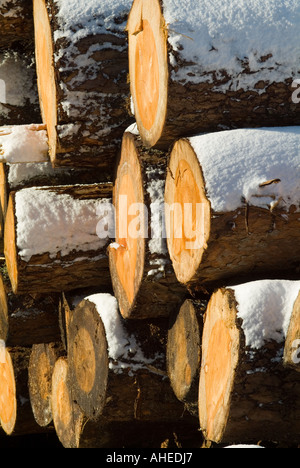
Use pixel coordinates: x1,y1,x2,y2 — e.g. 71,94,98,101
4,183,113,294
167,298,206,417
198,281,300,445
0,346,51,436
164,129,300,293
0,275,61,346
127,0,300,150
33,0,134,170
284,291,300,372
108,130,185,319
0,0,34,48
0,49,41,126
28,342,65,428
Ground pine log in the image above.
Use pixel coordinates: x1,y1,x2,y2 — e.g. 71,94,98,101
164,128,300,293
52,356,200,448
0,0,34,48
28,342,65,428
0,346,51,436
60,295,198,447
167,298,206,417
108,129,185,319
198,280,300,445
67,296,193,420
4,183,113,294
33,0,134,170
0,275,61,346
284,291,300,372
127,0,300,150
0,50,41,126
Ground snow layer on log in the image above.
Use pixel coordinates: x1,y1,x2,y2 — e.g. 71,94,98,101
230,280,300,349
86,293,163,373
7,162,69,187
0,125,48,163
15,187,112,261
162,0,300,89
0,1,23,17
188,126,300,213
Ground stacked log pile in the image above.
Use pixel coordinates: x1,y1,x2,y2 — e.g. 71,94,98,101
0,0,300,449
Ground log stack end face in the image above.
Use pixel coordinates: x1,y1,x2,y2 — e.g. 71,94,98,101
127,0,169,148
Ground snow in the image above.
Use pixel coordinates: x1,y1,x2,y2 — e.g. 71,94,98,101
53,0,133,43
162,0,300,88
15,187,112,261
7,162,71,188
0,1,23,17
229,280,300,349
188,127,300,213
86,293,163,373
225,445,264,449
0,125,49,163
0,51,38,111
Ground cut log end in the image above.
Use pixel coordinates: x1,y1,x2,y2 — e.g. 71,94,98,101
167,299,204,413
109,132,145,318
284,291,300,372
198,289,240,443
3,194,18,294
0,274,8,342
33,0,57,161
165,138,211,285
68,300,109,419
0,347,17,435
51,356,84,448
127,0,168,147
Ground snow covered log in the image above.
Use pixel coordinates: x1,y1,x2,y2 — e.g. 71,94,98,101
28,342,65,428
108,129,185,319
0,274,61,346
198,280,300,445
284,291,300,372
33,0,134,169
4,183,113,294
0,0,34,48
127,0,300,150
0,50,41,126
0,346,51,436
167,298,206,417
67,295,190,422
0,124,48,164
164,127,300,292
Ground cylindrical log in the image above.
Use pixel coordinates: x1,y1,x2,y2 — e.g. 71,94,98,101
0,0,34,48
0,50,41,126
0,275,61,346
0,158,114,233
67,295,190,419
284,291,300,372
52,356,200,448
108,129,185,319
4,183,113,294
64,294,198,447
164,128,300,292
33,0,134,170
198,280,300,445
0,346,51,436
127,0,300,149
167,298,206,417
28,342,65,428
